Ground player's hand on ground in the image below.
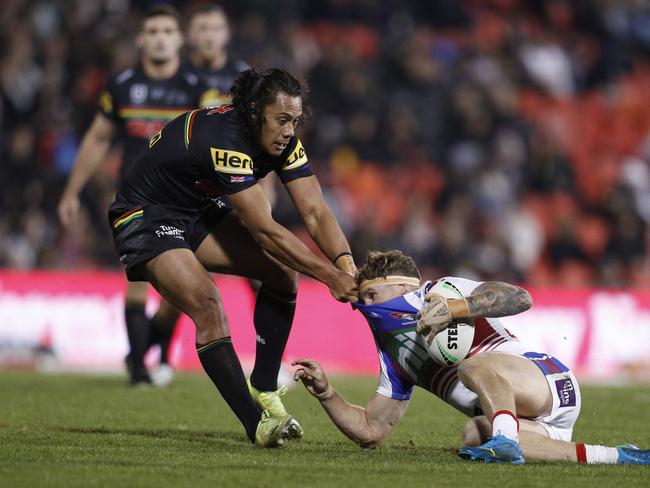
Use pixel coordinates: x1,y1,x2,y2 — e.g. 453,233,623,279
329,270,358,303
416,292,452,336
292,358,333,400
57,193,81,228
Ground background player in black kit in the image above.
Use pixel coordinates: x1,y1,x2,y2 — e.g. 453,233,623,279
186,4,250,106
57,5,209,386
108,68,357,447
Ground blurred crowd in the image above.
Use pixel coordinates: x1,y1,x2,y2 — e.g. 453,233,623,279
2,0,650,287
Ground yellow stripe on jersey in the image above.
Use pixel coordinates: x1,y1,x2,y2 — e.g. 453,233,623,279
282,139,308,171
113,209,144,229
184,109,199,149
211,147,254,175
118,107,189,120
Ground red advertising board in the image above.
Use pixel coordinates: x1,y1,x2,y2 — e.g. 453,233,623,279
1,271,650,380
0,270,374,374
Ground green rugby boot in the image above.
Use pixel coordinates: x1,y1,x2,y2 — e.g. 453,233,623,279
254,410,294,448
248,380,304,439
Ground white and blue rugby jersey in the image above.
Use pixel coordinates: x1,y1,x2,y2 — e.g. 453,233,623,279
354,277,526,417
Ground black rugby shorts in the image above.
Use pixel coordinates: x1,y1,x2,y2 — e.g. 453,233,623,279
108,199,232,281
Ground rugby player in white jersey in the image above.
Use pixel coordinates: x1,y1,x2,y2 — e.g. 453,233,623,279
293,250,650,465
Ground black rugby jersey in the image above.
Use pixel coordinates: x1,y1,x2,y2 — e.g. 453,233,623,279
98,65,210,176
116,104,312,208
193,58,250,106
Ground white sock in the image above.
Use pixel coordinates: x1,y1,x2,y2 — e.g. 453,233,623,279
492,410,519,443
585,444,619,464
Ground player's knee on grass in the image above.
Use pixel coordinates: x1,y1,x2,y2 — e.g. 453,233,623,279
462,416,492,447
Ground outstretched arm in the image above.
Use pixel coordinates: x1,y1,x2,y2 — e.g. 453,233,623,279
417,281,532,336
58,113,116,227
285,176,356,275
228,184,357,302
292,358,408,448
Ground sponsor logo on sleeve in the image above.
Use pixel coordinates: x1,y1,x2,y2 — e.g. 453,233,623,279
282,139,308,171
555,378,577,407
210,147,254,175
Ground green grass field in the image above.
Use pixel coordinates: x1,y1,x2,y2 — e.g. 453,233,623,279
1,371,649,488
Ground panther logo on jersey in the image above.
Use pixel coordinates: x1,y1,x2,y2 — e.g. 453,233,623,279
207,103,234,116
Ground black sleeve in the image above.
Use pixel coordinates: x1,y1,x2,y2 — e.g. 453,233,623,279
97,78,120,123
275,137,314,184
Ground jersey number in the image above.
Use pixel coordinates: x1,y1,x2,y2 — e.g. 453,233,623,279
149,130,162,148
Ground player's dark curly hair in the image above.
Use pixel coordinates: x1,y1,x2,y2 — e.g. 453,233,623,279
229,68,309,144
355,250,421,286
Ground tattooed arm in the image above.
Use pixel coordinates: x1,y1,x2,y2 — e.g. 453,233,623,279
465,281,532,318
416,281,532,336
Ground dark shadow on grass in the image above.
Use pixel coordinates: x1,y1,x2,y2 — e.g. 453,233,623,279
52,426,247,445
278,437,458,460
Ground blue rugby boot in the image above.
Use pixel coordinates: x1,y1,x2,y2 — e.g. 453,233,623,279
459,435,526,464
617,444,650,464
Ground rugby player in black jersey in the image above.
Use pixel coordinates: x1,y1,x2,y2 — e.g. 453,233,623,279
57,5,209,386
108,68,357,447
127,4,254,391
130,4,257,389
184,4,297,390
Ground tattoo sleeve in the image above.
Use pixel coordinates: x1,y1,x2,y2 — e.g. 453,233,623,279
465,281,532,318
